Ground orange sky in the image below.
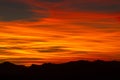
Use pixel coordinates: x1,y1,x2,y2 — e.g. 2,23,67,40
0,0,120,66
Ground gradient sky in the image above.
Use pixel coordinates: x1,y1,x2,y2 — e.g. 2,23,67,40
0,0,120,66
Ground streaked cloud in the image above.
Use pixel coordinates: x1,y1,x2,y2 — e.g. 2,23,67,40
37,46,68,53
0,0,119,66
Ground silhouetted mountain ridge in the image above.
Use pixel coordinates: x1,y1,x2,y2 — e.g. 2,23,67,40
0,60,120,80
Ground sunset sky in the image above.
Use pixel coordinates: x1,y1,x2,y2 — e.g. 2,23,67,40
0,0,120,66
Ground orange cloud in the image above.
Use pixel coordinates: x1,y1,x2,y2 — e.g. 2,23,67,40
0,0,119,66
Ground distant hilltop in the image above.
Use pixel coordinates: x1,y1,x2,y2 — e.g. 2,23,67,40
0,60,120,80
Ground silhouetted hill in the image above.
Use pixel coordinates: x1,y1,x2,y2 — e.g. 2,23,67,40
0,60,120,80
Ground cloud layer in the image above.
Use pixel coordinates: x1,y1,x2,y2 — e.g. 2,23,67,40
0,0,119,66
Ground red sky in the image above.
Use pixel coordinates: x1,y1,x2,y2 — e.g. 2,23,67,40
0,0,120,66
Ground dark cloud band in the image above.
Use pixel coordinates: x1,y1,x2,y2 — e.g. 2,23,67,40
37,0,64,3
0,0,47,21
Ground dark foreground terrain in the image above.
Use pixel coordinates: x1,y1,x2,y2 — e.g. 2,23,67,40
0,60,120,80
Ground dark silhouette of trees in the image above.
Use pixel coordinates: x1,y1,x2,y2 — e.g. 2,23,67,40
0,60,120,80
